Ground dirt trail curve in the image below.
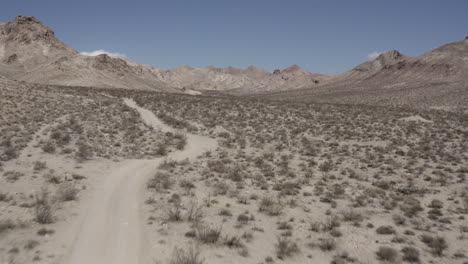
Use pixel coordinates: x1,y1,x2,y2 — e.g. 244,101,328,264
67,98,217,264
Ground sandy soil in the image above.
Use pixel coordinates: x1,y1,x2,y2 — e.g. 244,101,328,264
65,99,217,264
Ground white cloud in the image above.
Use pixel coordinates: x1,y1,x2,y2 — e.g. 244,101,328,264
367,51,383,60
80,49,127,59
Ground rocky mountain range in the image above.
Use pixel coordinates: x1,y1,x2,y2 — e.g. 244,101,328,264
262,38,468,108
1,15,467,107
0,15,328,93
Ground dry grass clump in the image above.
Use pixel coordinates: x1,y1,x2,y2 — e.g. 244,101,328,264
194,224,222,244
420,234,448,256
169,246,204,264
34,188,55,224
147,172,173,190
258,196,283,216
186,202,205,223
318,238,337,251
165,203,183,222
275,236,299,259
341,209,364,223
56,183,80,202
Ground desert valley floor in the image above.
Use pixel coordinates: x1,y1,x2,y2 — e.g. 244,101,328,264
0,77,467,264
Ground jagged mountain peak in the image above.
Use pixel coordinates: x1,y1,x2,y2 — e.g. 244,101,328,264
1,15,62,46
282,64,303,73
376,50,406,62
0,15,76,67
14,15,42,24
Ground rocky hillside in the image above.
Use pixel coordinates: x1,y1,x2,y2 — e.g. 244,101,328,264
262,38,468,108
1,15,466,106
0,16,177,92
0,15,326,93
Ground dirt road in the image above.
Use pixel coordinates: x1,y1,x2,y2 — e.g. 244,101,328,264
67,99,217,264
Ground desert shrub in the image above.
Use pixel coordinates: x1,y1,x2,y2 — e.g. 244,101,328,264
37,228,55,236
374,180,392,190
376,246,398,262
310,221,321,232
158,158,178,170
219,208,232,217
155,141,168,156
56,183,79,201
277,221,293,230
258,196,283,216
319,238,336,251
259,195,274,210
169,246,204,264
33,161,47,171
227,166,244,182
186,202,204,223
2,147,18,161
392,214,406,226
24,240,40,250
376,225,396,235
319,159,333,172
42,142,56,153
195,224,222,244
180,179,195,192
72,174,86,180
341,209,363,223
147,172,172,190
400,197,423,218
207,160,227,174
322,216,341,231
34,188,55,224
0,192,10,202
213,182,229,195
273,181,301,196
166,203,183,222
3,171,24,182
420,234,448,256
363,187,386,199
0,219,16,233
275,236,299,259
75,142,93,161
331,252,357,264
237,214,249,224
401,246,420,262
223,235,244,248
428,199,443,209
45,173,61,184
174,132,187,150
330,228,342,238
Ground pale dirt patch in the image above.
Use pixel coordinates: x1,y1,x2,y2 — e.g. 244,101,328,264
400,115,433,123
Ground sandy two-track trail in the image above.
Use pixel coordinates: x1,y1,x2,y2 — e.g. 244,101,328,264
66,99,217,264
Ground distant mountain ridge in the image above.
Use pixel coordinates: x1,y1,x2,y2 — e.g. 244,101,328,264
1,15,467,108
0,15,327,93
262,38,468,108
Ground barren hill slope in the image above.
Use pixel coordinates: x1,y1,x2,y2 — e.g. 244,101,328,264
0,15,326,93
262,38,468,108
0,16,178,91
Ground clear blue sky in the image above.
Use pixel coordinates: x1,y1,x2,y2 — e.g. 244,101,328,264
1,0,467,74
